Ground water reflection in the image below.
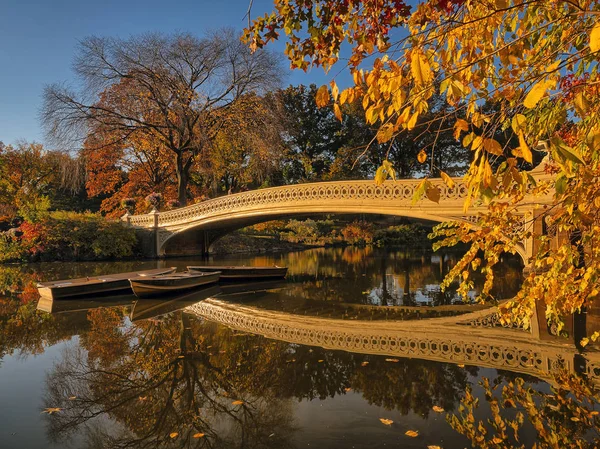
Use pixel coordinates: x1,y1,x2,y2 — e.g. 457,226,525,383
0,247,597,448
212,247,524,306
42,308,471,449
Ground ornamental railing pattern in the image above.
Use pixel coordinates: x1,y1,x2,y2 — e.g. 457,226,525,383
128,179,469,228
186,299,580,382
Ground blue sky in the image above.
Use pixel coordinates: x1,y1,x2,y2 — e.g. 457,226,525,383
0,0,334,146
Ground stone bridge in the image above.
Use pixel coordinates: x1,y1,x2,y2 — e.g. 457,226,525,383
126,169,554,265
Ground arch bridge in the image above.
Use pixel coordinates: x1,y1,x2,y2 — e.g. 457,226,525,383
126,171,554,266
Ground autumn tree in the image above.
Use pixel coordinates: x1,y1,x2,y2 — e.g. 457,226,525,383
246,1,600,333
43,30,283,205
199,92,288,194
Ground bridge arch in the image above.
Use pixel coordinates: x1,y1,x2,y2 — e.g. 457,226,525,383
126,178,552,264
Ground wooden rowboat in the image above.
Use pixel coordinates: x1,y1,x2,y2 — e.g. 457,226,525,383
130,271,221,298
186,265,288,281
37,267,177,300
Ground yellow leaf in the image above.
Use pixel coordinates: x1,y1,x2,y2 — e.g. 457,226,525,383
523,80,552,109
411,51,432,86
453,119,469,141
405,430,419,437
385,358,400,362
574,92,590,117
68,396,77,400
580,337,590,347
590,22,600,53
417,149,427,164
407,111,419,130
334,103,343,122
232,400,244,405
483,138,503,156
361,361,369,366
377,124,394,143
330,80,339,101
518,132,533,163
491,437,503,444
170,432,179,439
318,359,324,362
344,387,352,392
315,84,330,108
439,171,455,189
379,418,394,425
193,433,205,438
339,89,349,105
42,407,62,414
427,446,442,449
432,405,445,413
511,114,527,134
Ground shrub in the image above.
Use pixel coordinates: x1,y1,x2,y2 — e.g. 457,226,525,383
0,212,138,262
340,220,374,246
373,224,429,247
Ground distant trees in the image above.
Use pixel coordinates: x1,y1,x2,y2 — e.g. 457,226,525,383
279,84,470,183
43,30,283,206
0,141,86,222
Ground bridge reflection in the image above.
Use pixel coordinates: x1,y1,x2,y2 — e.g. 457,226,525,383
186,298,600,385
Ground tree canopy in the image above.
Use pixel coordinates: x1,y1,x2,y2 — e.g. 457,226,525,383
245,1,600,332
43,30,284,205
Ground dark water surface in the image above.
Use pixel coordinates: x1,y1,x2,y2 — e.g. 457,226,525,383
0,247,591,448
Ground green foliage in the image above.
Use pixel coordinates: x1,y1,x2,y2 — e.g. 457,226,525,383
17,194,51,223
373,224,429,247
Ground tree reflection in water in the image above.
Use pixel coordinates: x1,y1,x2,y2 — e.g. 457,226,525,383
42,308,471,448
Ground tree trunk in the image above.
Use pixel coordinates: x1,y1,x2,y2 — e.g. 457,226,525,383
176,152,188,206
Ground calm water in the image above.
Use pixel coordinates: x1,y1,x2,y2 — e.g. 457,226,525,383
0,247,594,448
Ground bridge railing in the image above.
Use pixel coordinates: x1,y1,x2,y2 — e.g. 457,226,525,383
128,179,470,228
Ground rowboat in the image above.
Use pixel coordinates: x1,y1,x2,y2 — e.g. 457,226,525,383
37,267,177,300
130,271,221,298
186,265,288,281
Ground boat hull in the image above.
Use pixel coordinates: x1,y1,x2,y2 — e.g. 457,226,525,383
130,272,221,298
37,268,177,300
186,266,287,281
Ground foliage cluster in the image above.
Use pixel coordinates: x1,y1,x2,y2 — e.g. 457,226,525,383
0,212,138,263
246,0,600,332
373,224,429,247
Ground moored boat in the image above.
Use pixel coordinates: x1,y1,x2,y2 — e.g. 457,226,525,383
186,265,287,281
37,267,177,300
130,271,221,298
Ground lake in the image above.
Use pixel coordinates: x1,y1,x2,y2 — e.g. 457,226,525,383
0,247,596,448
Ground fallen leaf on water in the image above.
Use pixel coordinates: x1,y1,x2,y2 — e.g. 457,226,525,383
379,418,393,426
427,446,442,449
139,396,148,401
318,359,324,363
268,433,275,437
177,355,185,359
385,358,399,363
68,396,77,400
344,388,352,392
232,400,244,405
193,433,205,438
405,430,419,437
42,407,62,414
361,361,369,366
457,364,465,368
169,432,178,439
432,405,444,413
